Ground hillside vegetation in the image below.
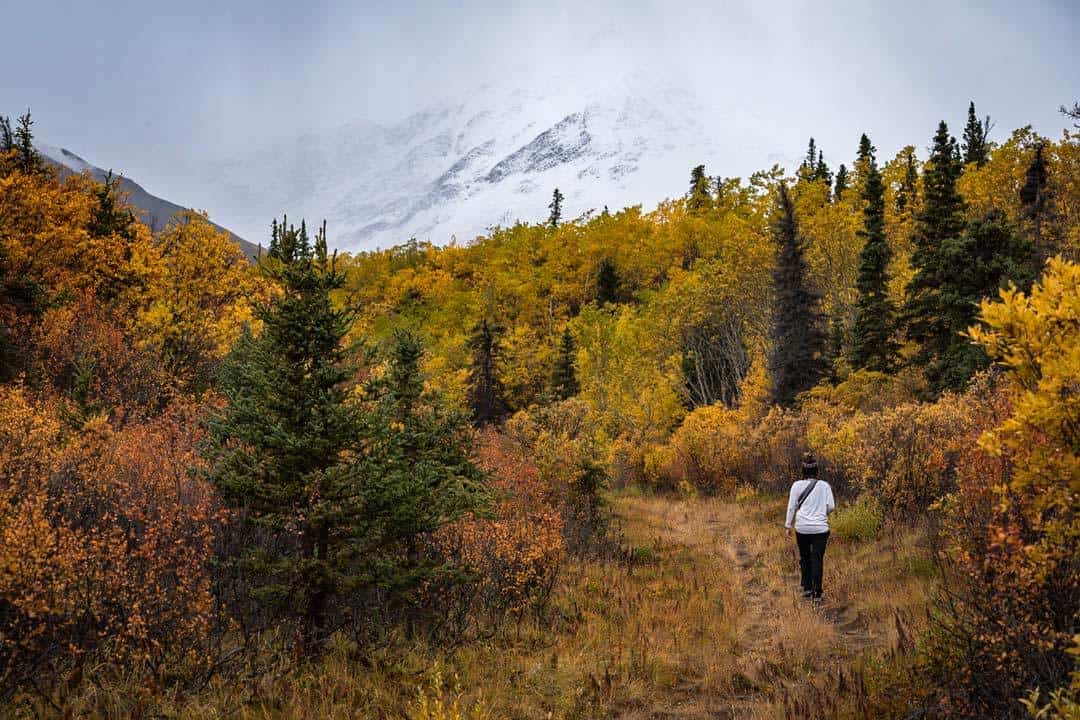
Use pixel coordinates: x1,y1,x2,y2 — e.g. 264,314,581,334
0,105,1077,718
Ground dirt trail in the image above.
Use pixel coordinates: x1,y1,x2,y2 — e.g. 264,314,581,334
626,497,882,719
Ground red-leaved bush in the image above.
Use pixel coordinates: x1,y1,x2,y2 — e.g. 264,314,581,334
428,430,565,629
0,388,222,702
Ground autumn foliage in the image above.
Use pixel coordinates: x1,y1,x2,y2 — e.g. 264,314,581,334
429,430,565,623
1,107,1078,717
0,390,220,702
923,258,1080,717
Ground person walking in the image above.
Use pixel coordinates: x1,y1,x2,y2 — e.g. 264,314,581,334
784,453,835,601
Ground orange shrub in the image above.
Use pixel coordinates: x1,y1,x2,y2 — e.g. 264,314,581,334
919,259,1080,716
662,403,741,492
505,399,607,548
809,375,1004,512
0,389,222,701
0,169,154,301
33,292,171,423
660,402,805,494
429,431,565,624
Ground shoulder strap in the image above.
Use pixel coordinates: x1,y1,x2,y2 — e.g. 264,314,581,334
794,479,819,515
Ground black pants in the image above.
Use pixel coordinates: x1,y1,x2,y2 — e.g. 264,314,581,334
796,531,829,598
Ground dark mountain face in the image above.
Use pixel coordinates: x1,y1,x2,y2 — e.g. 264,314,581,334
38,145,259,259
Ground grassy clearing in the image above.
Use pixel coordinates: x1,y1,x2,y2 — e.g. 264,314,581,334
33,493,935,719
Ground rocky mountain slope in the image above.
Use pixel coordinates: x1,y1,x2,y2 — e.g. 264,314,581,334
189,76,779,252
37,144,259,258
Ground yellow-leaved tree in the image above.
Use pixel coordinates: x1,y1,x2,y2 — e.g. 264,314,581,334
133,211,258,391
925,257,1079,716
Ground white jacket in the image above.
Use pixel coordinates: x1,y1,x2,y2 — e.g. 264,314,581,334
785,479,835,534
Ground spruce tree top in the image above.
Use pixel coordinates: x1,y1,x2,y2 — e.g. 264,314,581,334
1019,142,1048,216
857,134,876,164
962,101,990,166
917,122,965,246
548,188,564,228
688,165,713,211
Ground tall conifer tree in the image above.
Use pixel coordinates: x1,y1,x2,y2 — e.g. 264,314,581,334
595,258,621,306
1020,142,1049,258
688,165,713,211
905,122,965,389
962,101,990,166
833,164,848,201
855,134,876,181
906,122,1033,390
850,150,898,372
467,317,509,425
206,220,486,644
802,138,818,176
14,111,39,174
5,110,44,176
548,188,564,227
767,182,828,407
87,171,137,241
895,148,919,214
929,211,1034,389
550,327,579,399
814,150,832,189
207,217,358,638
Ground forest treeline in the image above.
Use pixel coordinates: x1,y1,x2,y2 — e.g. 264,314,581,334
0,103,1077,718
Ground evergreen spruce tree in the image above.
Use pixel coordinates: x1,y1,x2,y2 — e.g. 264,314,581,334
467,317,509,425
13,111,43,176
855,133,876,185
905,122,1033,390
895,148,919,214
911,122,965,261
87,171,137,240
366,329,489,577
767,182,828,407
904,122,965,390
833,163,848,201
314,220,328,265
297,220,311,257
548,188,564,228
1019,142,1049,257
814,149,832,189
268,218,281,258
801,138,818,178
595,258,621,306
857,134,875,165
206,219,486,646
962,101,990,166
850,151,899,372
688,164,713,211
928,211,1034,389
207,218,360,639
550,327,579,399
0,116,13,154
87,171,140,299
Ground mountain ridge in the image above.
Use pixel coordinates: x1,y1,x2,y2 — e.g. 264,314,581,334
179,78,779,251
37,144,260,258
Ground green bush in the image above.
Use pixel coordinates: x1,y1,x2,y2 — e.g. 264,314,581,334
830,495,883,541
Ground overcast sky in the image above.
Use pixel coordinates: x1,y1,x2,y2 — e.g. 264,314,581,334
3,0,1078,210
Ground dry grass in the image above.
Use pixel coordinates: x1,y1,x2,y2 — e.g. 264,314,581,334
15,493,935,719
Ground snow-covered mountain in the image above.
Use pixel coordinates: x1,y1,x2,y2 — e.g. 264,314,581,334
36,144,259,258
191,75,784,252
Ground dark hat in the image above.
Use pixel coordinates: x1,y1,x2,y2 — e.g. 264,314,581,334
801,452,818,471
